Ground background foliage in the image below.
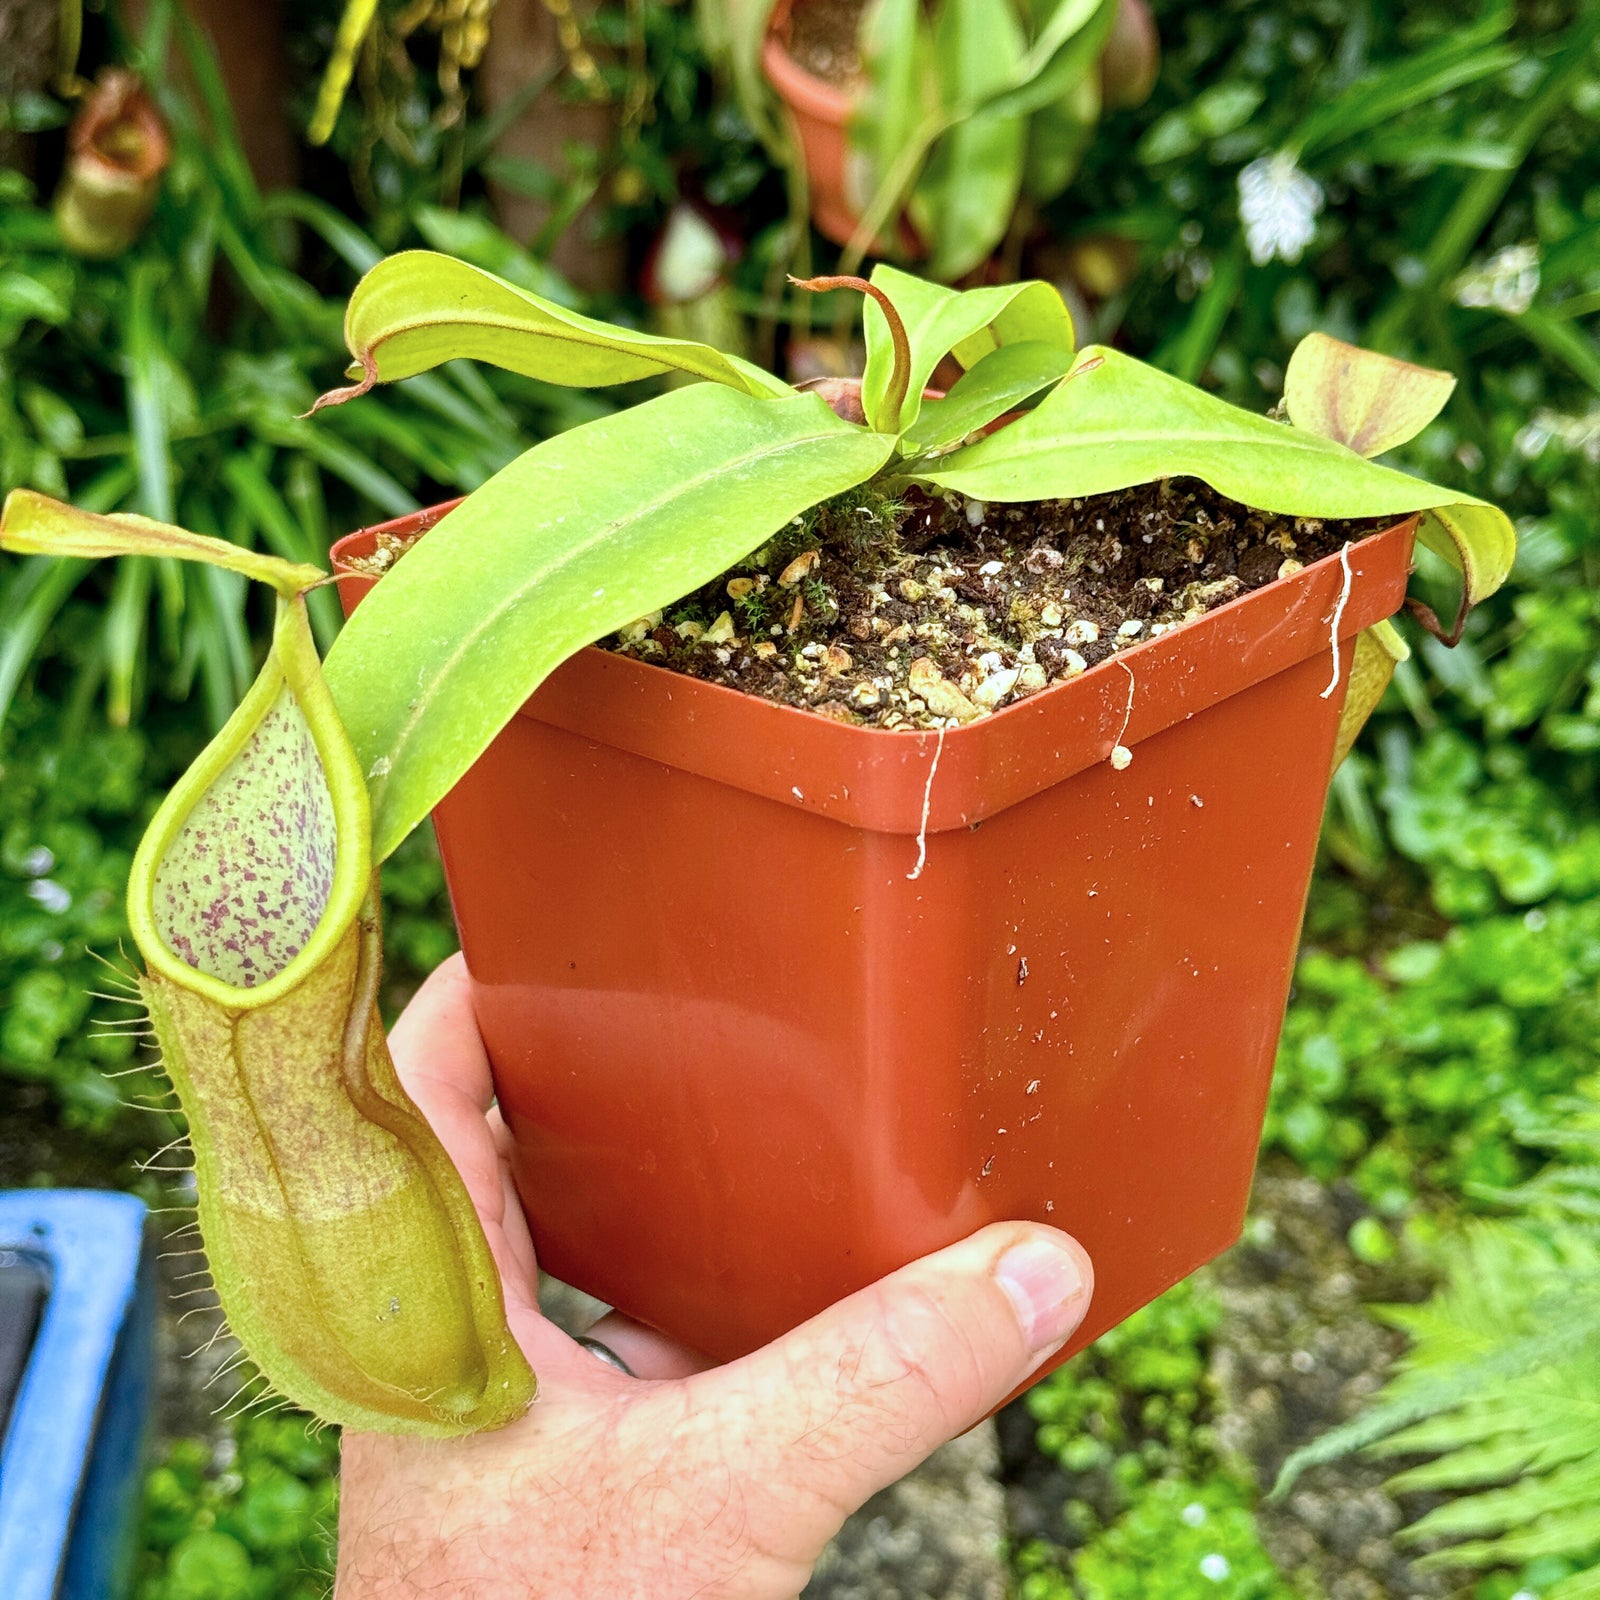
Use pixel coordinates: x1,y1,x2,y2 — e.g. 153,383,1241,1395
2,0,1599,1594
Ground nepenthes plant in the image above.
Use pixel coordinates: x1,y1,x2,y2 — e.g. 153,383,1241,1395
0,255,1515,1433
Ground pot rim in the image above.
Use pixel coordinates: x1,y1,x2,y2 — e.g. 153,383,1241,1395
760,0,854,123
331,506,1418,836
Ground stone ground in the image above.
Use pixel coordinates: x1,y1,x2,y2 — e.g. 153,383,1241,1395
2,1087,1461,1598
1209,1167,1453,1600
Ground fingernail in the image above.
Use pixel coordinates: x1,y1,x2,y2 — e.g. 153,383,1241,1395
995,1239,1090,1353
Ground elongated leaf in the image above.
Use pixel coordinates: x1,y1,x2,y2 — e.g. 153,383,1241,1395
901,340,1078,452
1,490,325,596
987,0,1114,119
1516,305,1600,396
1285,333,1457,459
316,252,790,410
915,0,1028,280
0,556,89,727
1289,15,1515,160
856,0,933,248
324,385,895,862
862,265,1075,434
924,346,1515,607
308,0,380,144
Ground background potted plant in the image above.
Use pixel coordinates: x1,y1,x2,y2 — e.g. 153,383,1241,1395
709,0,1157,277
1,250,1512,1428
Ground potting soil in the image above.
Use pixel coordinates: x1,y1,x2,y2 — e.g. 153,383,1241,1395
604,478,1388,730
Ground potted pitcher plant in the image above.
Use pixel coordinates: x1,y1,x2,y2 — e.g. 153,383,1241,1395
0,253,1512,1432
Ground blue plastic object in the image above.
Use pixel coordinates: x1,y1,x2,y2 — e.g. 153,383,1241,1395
0,1190,155,1600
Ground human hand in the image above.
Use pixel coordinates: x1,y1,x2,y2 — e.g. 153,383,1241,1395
335,953,1094,1599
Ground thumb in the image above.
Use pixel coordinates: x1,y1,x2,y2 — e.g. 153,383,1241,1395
689,1223,1092,1560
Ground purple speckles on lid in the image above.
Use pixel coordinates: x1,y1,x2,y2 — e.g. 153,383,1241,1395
151,685,338,988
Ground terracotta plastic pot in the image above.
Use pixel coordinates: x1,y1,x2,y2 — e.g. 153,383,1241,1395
333,505,1416,1383
761,0,858,249
761,0,923,255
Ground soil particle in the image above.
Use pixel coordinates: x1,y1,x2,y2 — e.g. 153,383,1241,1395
605,479,1386,730
784,0,867,87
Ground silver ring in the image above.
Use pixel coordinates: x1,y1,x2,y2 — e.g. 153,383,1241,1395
576,1334,636,1377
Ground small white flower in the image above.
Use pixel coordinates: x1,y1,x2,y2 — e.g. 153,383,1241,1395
1181,1502,1208,1527
1518,406,1600,463
1453,243,1540,315
21,845,55,876
1515,418,1555,459
1199,1553,1232,1582
26,878,72,914
1238,153,1324,266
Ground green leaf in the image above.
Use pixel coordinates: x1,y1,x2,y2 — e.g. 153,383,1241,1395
1281,333,1511,637
861,265,1075,435
1288,15,1517,160
1552,1567,1600,1600
989,0,1113,119
410,205,579,307
324,385,895,863
855,0,934,248
1,490,326,597
0,555,89,727
1285,333,1458,459
915,0,1028,281
308,0,380,144
900,340,1078,453
923,346,1515,609
1415,500,1519,634
315,252,790,412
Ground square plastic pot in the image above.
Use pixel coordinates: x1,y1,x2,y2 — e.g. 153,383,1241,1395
333,509,1416,1379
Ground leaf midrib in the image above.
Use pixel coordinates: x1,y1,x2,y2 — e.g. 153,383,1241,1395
365,422,883,802
361,309,745,384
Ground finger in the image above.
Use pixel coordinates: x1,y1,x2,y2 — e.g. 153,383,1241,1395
390,951,493,1114
579,1310,717,1381
388,954,536,1310
688,1223,1092,1562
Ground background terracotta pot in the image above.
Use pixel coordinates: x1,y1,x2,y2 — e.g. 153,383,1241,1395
333,511,1415,1383
761,1,860,250
761,0,925,255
